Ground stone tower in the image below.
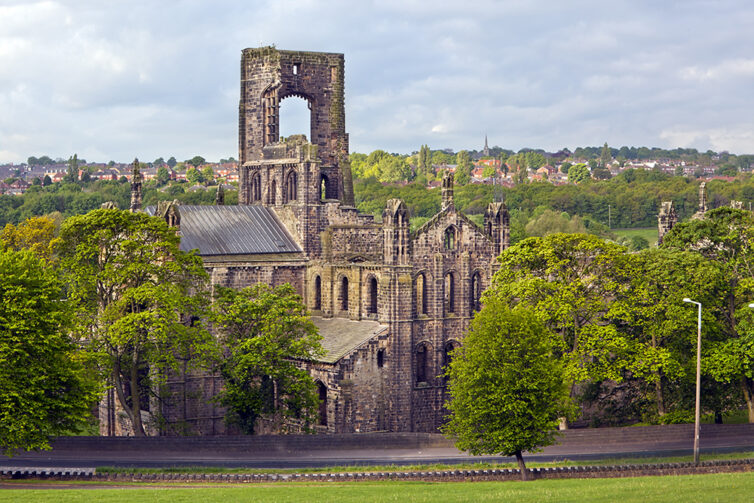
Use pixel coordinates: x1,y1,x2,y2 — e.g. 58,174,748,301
484,202,510,255
130,158,142,212
441,171,454,210
692,182,708,220
238,47,354,206
657,201,677,244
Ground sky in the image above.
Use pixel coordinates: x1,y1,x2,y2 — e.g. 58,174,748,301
1,0,754,164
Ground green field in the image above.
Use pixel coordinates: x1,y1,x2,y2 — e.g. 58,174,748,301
2,472,754,502
613,227,659,246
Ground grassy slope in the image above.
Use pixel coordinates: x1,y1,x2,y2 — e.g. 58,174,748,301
2,472,754,503
613,227,659,246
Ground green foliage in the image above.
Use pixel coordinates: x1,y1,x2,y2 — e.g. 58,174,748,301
57,209,215,435
600,142,612,167
508,151,546,172
213,284,324,434
524,209,592,237
187,155,205,167
613,249,729,417
662,207,754,421
418,144,431,175
494,234,637,387
568,163,590,184
186,167,203,185
156,167,170,186
350,151,414,183
454,150,472,185
202,166,215,184
64,154,79,184
443,301,569,477
0,215,57,260
0,249,98,455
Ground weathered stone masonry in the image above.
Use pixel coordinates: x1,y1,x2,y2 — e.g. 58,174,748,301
157,47,510,435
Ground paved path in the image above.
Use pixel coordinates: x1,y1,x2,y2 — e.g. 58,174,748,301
3,424,754,469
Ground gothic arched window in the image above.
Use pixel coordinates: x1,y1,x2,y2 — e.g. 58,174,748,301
368,276,378,315
250,172,262,202
471,272,482,313
320,174,328,201
416,343,430,384
286,171,297,202
314,275,322,311
443,341,460,382
445,272,455,314
415,273,427,316
444,226,456,250
340,276,349,312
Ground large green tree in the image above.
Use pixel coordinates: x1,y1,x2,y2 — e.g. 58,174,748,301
57,209,215,436
662,207,754,421
493,233,662,426
213,284,324,434
443,301,569,480
611,248,729,419
0,249,98,454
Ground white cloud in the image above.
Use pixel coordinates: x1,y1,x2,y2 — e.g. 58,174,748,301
680,59,754,82
1,0,754,162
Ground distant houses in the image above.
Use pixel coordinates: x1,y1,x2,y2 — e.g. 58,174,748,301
0,160,240,195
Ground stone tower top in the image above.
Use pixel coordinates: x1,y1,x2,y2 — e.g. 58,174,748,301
238,46,353,206
442,170,454,210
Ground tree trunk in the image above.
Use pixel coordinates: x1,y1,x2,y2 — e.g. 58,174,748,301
559,380,577,430
130,352,145,436
112,367,136,435
655,378,665,416
515,450,529,481
742,376,754,423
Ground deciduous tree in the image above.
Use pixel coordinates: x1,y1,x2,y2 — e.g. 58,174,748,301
213,284,324,434
57,209,215,436
0,249,98,454
443,301,569,480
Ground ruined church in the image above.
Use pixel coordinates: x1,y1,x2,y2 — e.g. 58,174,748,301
132,47,509,435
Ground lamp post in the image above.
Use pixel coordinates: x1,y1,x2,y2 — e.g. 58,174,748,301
683,298,702,466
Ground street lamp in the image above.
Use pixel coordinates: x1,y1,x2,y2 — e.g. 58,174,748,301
683,298,702,466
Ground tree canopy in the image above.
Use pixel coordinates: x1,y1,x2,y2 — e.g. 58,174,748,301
57,209,215,436
213,284,324,434
0,248,98,454
443,301,569,480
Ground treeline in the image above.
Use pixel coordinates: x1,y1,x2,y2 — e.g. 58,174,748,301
0,179,237,227
354,169,754,240
490,208,754,426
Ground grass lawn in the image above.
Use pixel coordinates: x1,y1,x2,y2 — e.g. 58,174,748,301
613,227,658,246
2,472,754,502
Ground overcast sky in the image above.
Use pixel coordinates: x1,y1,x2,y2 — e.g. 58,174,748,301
1,0,753,163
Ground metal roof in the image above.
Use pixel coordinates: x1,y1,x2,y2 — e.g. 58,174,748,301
146,205,301,255
310,317,389,364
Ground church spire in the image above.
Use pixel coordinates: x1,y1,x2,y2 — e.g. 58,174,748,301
483,134,490,157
